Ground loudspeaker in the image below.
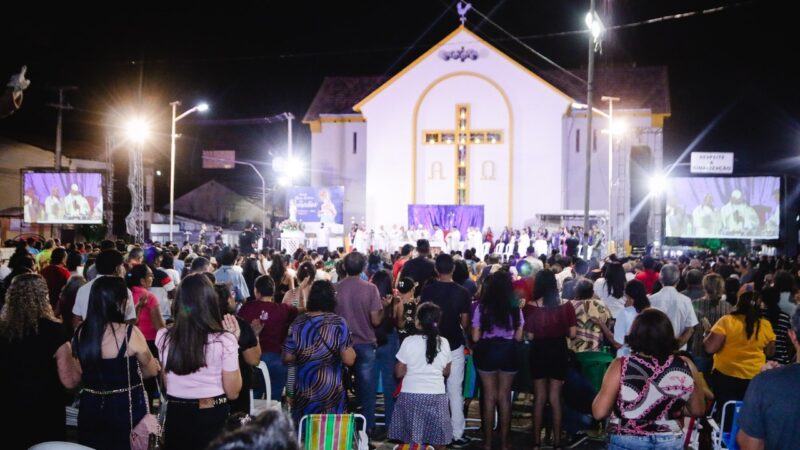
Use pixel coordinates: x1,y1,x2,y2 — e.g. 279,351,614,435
629,146,653,248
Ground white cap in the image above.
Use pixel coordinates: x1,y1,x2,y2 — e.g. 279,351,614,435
71,183,79,191
731,190,742,199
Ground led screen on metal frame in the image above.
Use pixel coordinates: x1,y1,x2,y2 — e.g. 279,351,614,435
22,171,104,225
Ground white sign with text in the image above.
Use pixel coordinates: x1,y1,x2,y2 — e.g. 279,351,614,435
690,152,734,174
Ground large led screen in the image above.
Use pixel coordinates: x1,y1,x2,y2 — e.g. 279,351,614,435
22,171,104,224
665,176,780,239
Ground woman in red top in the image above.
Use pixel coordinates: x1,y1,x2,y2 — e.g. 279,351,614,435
523,270,577,450
126,264,166,349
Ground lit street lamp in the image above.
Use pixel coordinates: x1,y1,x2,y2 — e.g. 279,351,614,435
582,0,605,253
169,101,209,242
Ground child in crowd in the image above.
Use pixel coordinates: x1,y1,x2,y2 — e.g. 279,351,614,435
388,303,452,449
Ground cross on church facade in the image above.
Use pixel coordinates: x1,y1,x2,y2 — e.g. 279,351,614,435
423,103,503,204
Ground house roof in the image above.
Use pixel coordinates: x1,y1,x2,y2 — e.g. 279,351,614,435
302,76,387,123
304,26,670,120
540,66,671,115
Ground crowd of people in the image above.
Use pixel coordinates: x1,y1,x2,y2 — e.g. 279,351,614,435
1,233,799,450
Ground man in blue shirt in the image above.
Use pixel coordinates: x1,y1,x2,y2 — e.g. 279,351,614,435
214,248,250,303
738,309,800,449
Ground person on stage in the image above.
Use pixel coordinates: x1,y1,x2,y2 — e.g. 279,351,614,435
64,184,90,219
45,186,64,221
239,222,257,255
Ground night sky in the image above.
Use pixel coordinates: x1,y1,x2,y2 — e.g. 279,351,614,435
2,1,798,213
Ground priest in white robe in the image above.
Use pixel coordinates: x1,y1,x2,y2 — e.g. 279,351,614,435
445,226,461,253
431,225,445,253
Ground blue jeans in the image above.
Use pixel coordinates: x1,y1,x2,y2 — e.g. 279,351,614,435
261,352,287,401
354,343,378,430
374,331,399,428
609,433,682,450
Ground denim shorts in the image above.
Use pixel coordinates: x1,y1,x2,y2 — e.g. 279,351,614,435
608,433,683,450
473,338,518,373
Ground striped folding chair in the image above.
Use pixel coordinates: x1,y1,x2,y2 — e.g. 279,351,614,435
298,414,367,450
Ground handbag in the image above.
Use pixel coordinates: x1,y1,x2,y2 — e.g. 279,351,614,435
125,326,163,450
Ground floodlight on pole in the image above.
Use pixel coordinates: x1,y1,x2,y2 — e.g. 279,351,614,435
649,173,669,196
169,100,210,242
124,118,150,143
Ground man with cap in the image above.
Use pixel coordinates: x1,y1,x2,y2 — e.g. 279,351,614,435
64,183,90,218
720,189,759,235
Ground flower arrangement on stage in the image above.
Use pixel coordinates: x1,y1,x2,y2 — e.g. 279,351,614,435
279,219,305,232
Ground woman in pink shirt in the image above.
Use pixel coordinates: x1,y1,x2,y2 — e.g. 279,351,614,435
157,273,242,449
126,265,165,348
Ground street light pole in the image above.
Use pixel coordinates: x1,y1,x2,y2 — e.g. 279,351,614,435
602,95,620,254
286,112,294,159
583,0,598,237
201,155,267,235
169,100,209,242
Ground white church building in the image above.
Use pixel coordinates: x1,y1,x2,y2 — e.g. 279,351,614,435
304,25,669,251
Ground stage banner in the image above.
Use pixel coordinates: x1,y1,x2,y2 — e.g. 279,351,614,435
408,205,484,238
286,186,344,233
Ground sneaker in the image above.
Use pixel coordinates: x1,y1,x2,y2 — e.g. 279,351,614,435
450,437,471,448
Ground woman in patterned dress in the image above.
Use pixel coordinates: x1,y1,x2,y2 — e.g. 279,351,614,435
593,309,706,450
282,280,355,426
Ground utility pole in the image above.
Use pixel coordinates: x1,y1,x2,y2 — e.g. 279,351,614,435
582,0,597,237
286,112,294,159
602,95,620,255
47,86,77,170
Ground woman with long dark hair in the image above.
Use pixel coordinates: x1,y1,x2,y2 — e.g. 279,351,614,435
594,261,626,318
157,273,242,449
269,254,295,303
523,270,577,450
593,309,705,449
594,279,651,357
282,280,356,426
470,270,523,450
0,274,82,449
74,276,159,449
704,288,776,417
759,286,793,365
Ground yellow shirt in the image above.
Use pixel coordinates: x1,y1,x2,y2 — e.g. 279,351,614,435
711,314,775,379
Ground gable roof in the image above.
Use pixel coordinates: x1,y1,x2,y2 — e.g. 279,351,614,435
540,66,670,115
304,26,670,120
302,76,387,123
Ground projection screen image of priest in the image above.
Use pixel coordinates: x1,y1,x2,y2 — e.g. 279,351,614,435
664,176,780,240
22,171,104,224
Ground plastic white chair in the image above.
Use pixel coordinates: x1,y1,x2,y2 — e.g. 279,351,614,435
494,242,505,255
481,241,491,259
250,361,281,416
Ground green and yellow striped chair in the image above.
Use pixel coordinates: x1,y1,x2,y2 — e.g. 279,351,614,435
298,414,366,450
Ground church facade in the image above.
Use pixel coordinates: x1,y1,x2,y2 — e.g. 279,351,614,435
304,26,669,250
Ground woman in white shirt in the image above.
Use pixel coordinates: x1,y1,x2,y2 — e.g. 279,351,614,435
595,279,651,356
388,303,452,450
594,261,627,318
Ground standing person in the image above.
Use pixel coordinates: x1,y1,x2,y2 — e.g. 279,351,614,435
317,222,330,254
388,303,453,450
470,271,524,450
239,222,257,255
156,273,243,450
214,283,260,414
40,247,71,310
71,249,137,329
760,286,794,365
400,239,437,296
214,248,251,303
594,261,627,318
523,270,577,450
594,280,651,357
74,276,160,449
283,280,356,426
634,256,660,294
592,309,706,450
737,310,800,449
239,275,298,402
269,255,295,304
395,277,420,342
334,252,383,436
392,244,414,285
371,270,400,431
649,264,699,350
58,275,86,335
569,279,612,353
127,264,167,405
0,274,81,449
691,273,731,376
419,253,472,448
704,289,775,418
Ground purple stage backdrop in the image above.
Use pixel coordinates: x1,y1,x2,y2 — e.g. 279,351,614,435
408,205,484,240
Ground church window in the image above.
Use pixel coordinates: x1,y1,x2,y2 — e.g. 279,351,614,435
352,132,357,154
481,161,496,180
428,161,445,180
425,133,440,144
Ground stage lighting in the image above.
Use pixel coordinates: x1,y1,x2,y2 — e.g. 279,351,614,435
649,174,668,195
